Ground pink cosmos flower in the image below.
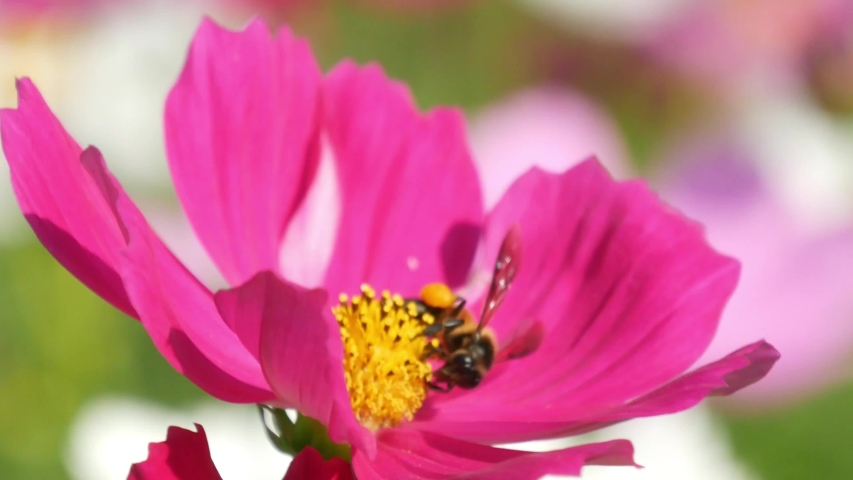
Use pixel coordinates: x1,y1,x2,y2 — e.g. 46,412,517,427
0,17,778,478
128,425,352,480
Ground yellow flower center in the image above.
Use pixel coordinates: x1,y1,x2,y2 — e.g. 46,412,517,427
333,284,437,430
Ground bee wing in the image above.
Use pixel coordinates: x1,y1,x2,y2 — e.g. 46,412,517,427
495,319,545,363
477,225,522,331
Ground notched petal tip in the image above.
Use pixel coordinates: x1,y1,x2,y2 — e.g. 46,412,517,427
0,78,141,318
712,340,781,397
196,13,276,39
13,76,36,98
194,14,246,36
326,59,422,117
583,438,640,469
168,13,322,286
580,340,783,430
7,77,58,119
321,60,483,295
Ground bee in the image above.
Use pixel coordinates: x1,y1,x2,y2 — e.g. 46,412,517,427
416,226,523,391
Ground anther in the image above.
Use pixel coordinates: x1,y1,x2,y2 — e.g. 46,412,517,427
333,284,433,430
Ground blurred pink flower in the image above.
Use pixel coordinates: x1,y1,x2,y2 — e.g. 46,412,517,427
0,0,119,21
646,0,853,91
128,426,351,480
468,87,630,208
1,18,776,478
660,136,853,407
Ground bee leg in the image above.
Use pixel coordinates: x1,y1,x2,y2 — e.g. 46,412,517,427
451,297,467,318
442,318,464,332
423,323,444,337
423,318,464,339
427,381,453,392
405,299,428,316
428,369,454,392
422,344,448,361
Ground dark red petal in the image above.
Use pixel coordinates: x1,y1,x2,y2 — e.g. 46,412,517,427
127,424,222,480
284,447,354,480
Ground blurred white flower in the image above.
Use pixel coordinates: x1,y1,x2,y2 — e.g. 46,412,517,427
55,0,202,192
733,92,853,231
65,396,291,480
0,0,222,244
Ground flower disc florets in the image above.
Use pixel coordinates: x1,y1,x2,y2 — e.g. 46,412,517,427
333,284,436,430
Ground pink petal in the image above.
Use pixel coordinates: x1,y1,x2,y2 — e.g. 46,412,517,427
0,78,135,317
416,160,744,443
558,340,780,436
469,87,630,209
412,342,777,445
352,429,636,479
320,61,483,297
284,447,354,480
226,271,375,457
127,424,222,480
214,277,267,364
111,158,273,403
165,17,322,286
1,81,268,402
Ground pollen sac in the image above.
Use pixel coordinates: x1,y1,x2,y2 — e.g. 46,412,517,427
333,284,434,430
420,282,456,309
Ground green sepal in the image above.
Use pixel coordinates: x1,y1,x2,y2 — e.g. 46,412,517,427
258,405,297,455
259,405,352,462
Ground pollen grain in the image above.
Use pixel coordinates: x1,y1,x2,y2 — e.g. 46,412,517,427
333,284,434,430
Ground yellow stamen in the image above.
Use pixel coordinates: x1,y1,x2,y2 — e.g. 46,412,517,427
333,284,434,430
